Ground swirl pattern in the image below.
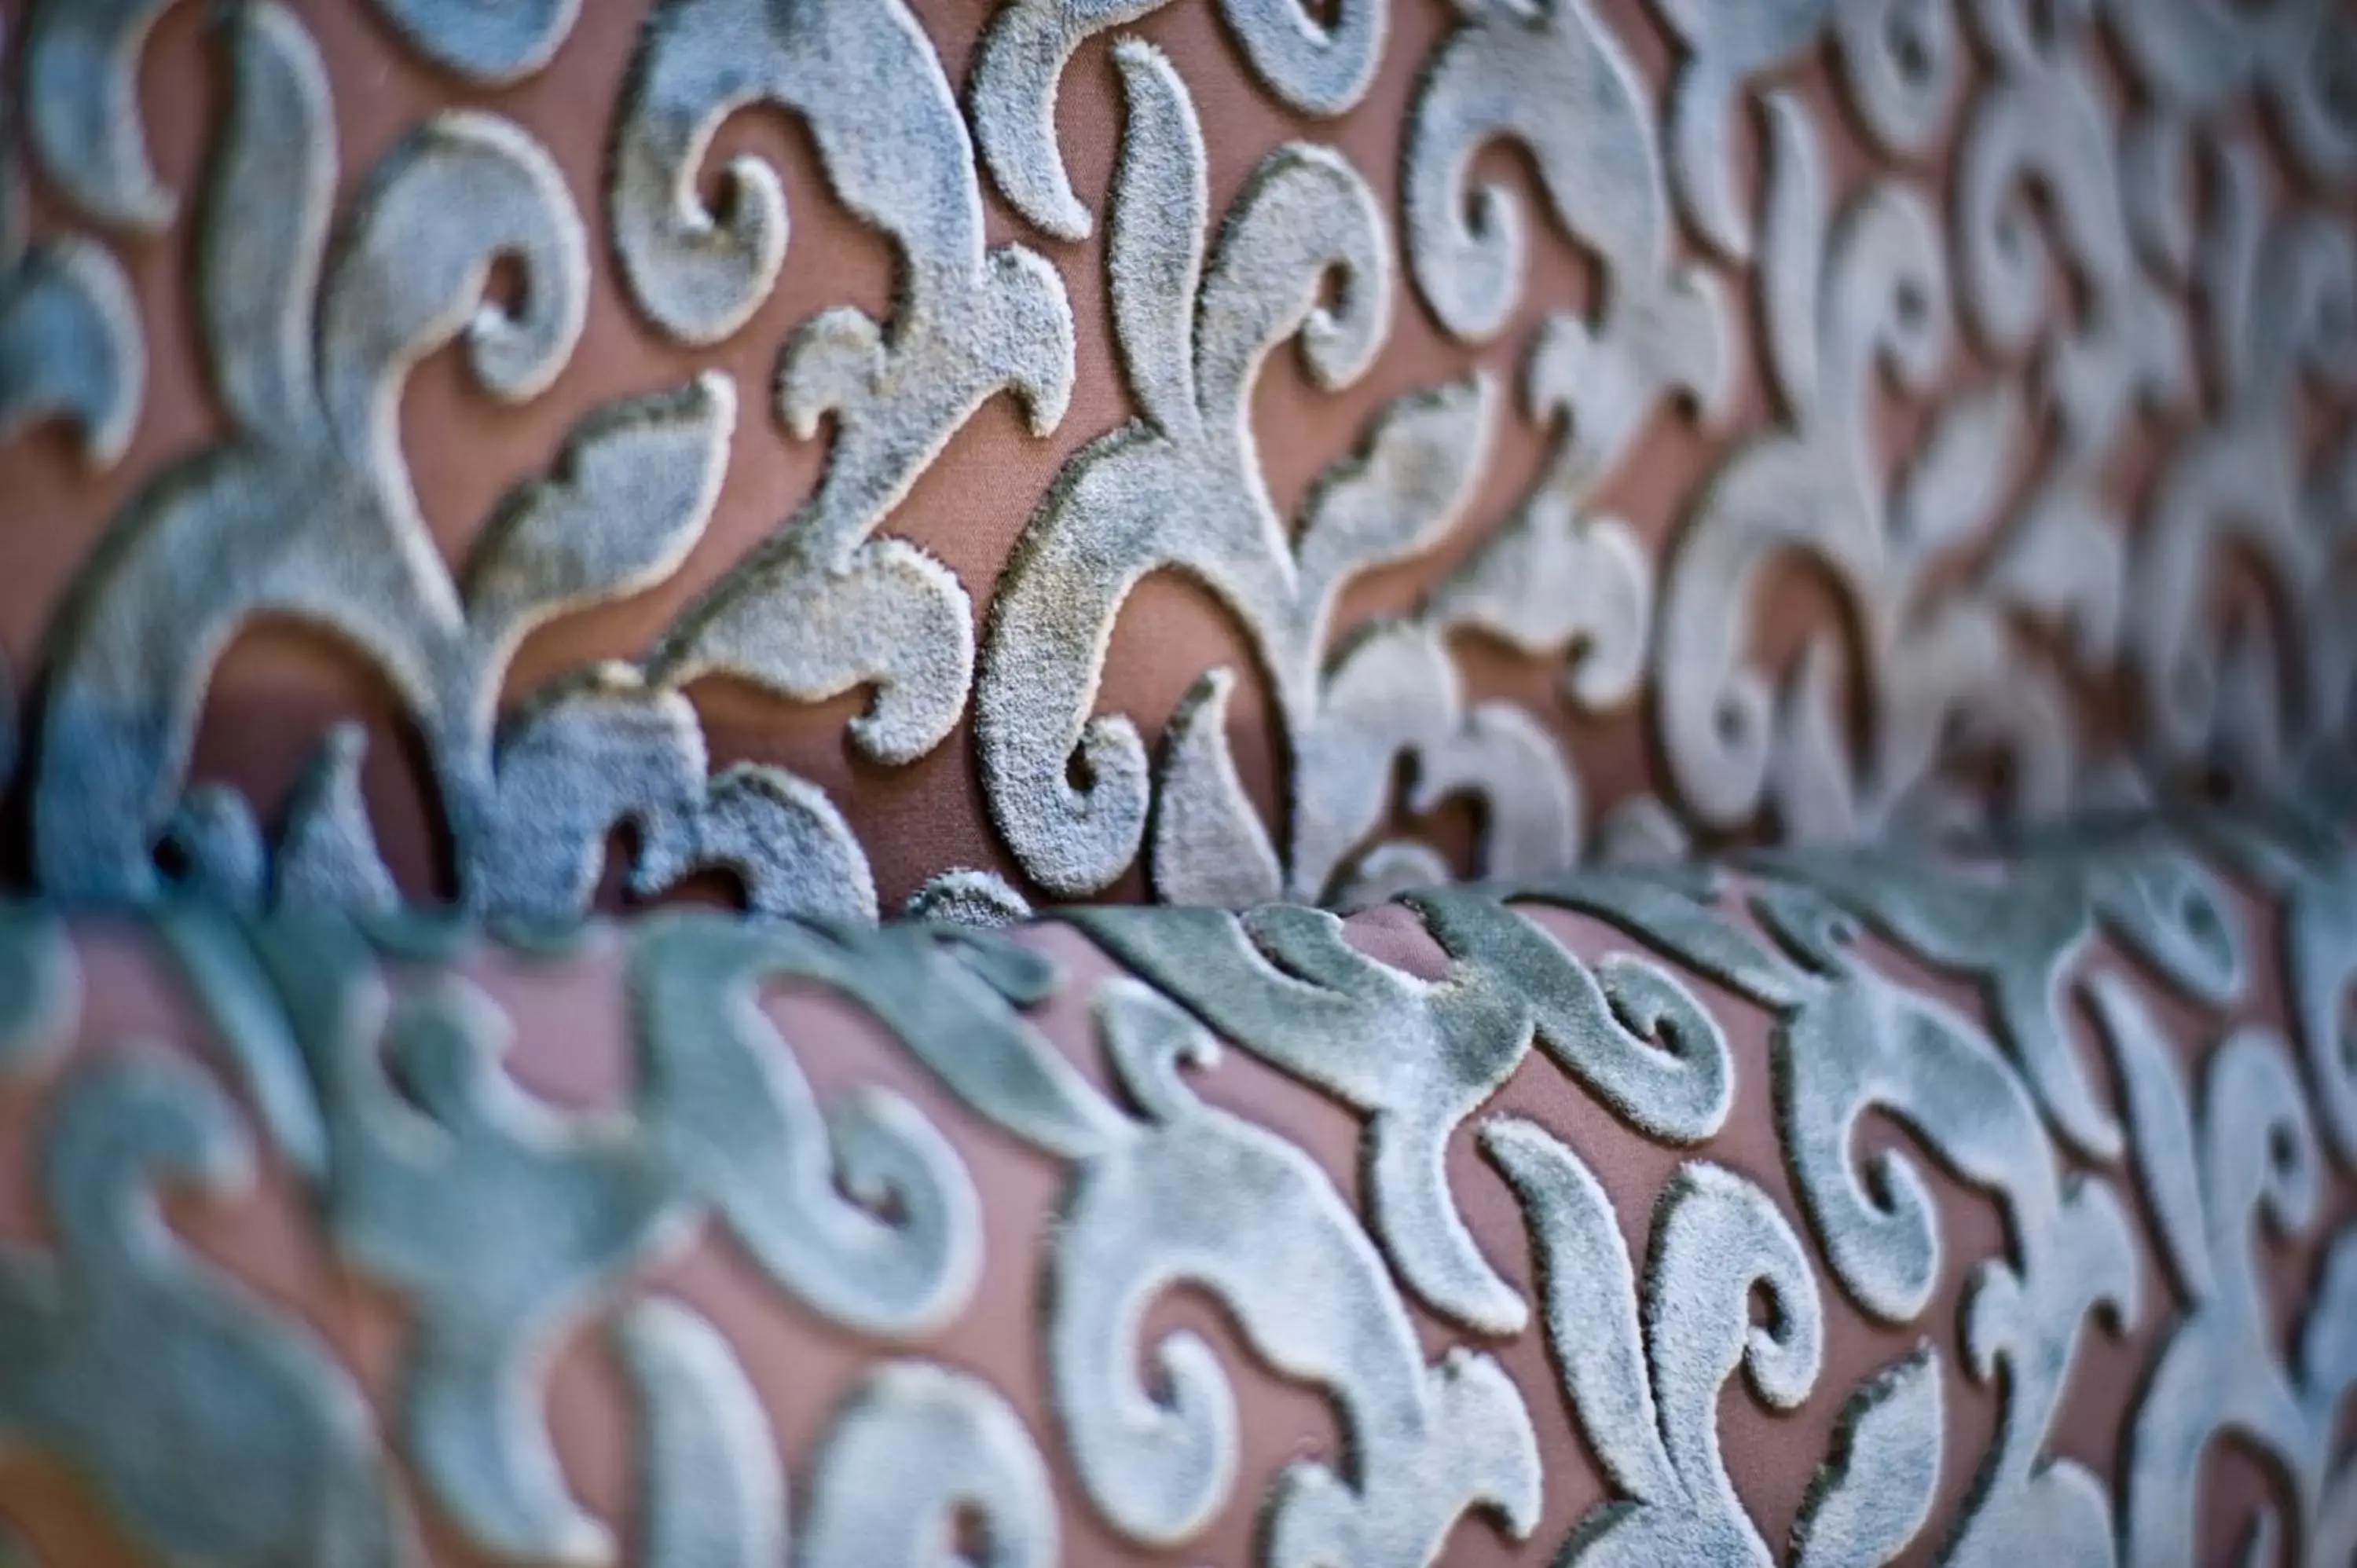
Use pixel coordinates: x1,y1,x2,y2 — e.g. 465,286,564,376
2,0,2348,914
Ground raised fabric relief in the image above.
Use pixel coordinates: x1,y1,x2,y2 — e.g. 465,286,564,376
0,802,2348,1562
5,0,2355,909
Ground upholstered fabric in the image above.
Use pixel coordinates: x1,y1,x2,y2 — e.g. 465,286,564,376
5,1,2357,1564
0,797,2352,1564
4,0,2352,917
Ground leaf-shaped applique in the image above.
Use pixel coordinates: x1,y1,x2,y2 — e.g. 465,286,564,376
662,536,976,771
24,0,181,233
1789,1346,1944,1568
0,236,143,466
1890,383,2025,569
968,0,1174,244
969,0,1382,242
632,763,880,924
1152,669,1284,909
1296,376,1495,623
0,1055,412,1567
463,373,735,661
317,112,586,465
800,1364,1060,1568
1430,493,1652,709
618,1296,785,1568
273,724,402,915
370,0,579,83
1190,141,1389,423
1102,38,1210,434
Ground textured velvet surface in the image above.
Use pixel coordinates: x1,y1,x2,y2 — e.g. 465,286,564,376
5,2,2357,1562
5,0,2352,915
0,801,2353,1563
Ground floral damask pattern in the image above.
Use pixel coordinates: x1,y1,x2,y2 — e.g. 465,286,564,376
2,5,2355,1556
0,791,2351,1563
0,0,2349,917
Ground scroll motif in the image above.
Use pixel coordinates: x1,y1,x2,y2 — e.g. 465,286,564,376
1951,0,2191,683
1658,0,1962,259
611,0,1076,784
623,1302,1058,1568
1487,1119,1942,1566
1047,977,1541,1562
6,0,2355,916
1655,100,2070,842
29,5,884,925
980,41,1537,906
3,0,2357,1544
2195,803,2357,1171
636,911,1542,1565
1402,0,1710,350
1070,892,1730,1335
284,957,690,1563
22,0,581,232
626,916,984,1337
970,0,1386,240
0,24,141,471
174,894,1538,1566
2085,976,2356,1568
2105,0,2357,260
1746,885,2139,1567
1399,0,1728,828
196,910,994,1563
1746,837,2246,1160
2,805,2357,1562
2124,139,2357,786
0,1053,408,1567
1479,861,2147,1566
